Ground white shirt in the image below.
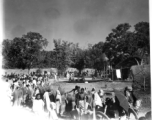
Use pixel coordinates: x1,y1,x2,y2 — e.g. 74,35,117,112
33,99,44,114
56,90,61,103
14,82,18,87
43,92,58,119
33,80,36,85
43,92,51,111
94,92,102,107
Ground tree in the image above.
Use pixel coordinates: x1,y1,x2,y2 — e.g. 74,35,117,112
3,32,48,71
103,23,131,67
72,47,85,74
103,22,149,67
134,22,150,63
44,51,57,68
91,42,105,72
53,39,74,74
2,39,13,68
36,50,48,68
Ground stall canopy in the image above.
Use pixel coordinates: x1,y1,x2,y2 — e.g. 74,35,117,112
49,68,58,73
82,68,95,75
65,68,79,73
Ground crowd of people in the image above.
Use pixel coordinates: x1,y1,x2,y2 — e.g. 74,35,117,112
2,71,151,120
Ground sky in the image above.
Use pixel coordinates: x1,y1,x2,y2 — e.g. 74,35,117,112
3,0,149,50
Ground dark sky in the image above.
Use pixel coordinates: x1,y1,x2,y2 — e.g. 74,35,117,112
4,0,149,50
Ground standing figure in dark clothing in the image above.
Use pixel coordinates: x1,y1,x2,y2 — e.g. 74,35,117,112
67,85,80,95
124,86,137,108
78,88,89,116
79,88,85,100
124,86,139,120
75,87,81,108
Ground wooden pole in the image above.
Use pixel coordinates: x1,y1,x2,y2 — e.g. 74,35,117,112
104,62,105,78
105,62,107,79
143,65,145,91
112,66,113,81
93,98,96,120
144,75,145,91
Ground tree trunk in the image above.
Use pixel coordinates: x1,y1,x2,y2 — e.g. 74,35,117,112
78,69,81,77
112,66,113,81
28,68,30,75
104,62,105,78
134,58,140,65
143,75,145,91
142,65,146,91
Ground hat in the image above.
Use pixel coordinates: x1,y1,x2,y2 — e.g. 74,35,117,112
91,88,95,92
126,86,132,91
99,89,104,96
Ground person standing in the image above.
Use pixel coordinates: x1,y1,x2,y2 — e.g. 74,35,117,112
55,88,62,116
91,88,103,110
124,86,136,108
124,86,138,120
67,71,70,80
54,72,58,82
32,93,45,116
43,90,58,120
78,88,88,115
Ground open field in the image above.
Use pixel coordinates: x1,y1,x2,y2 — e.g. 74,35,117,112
52,80,151,106
51,80,151,117
51,80,133,92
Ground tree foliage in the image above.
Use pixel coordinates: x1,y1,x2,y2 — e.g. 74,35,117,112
2,32,48,70
2,39,13,68
134,22,150,58
103,22,149,67
53,39,75,73
2,21,149,73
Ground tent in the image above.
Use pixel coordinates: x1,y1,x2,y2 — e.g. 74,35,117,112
65,68,79,73
49,68,58,73
81,68,95,75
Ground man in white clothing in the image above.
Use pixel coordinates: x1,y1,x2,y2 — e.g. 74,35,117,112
43,90,58,120
91,88,102,108
32,94,45,116
55,89,62,115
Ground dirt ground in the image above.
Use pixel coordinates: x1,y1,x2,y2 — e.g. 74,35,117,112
51,80,133,92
